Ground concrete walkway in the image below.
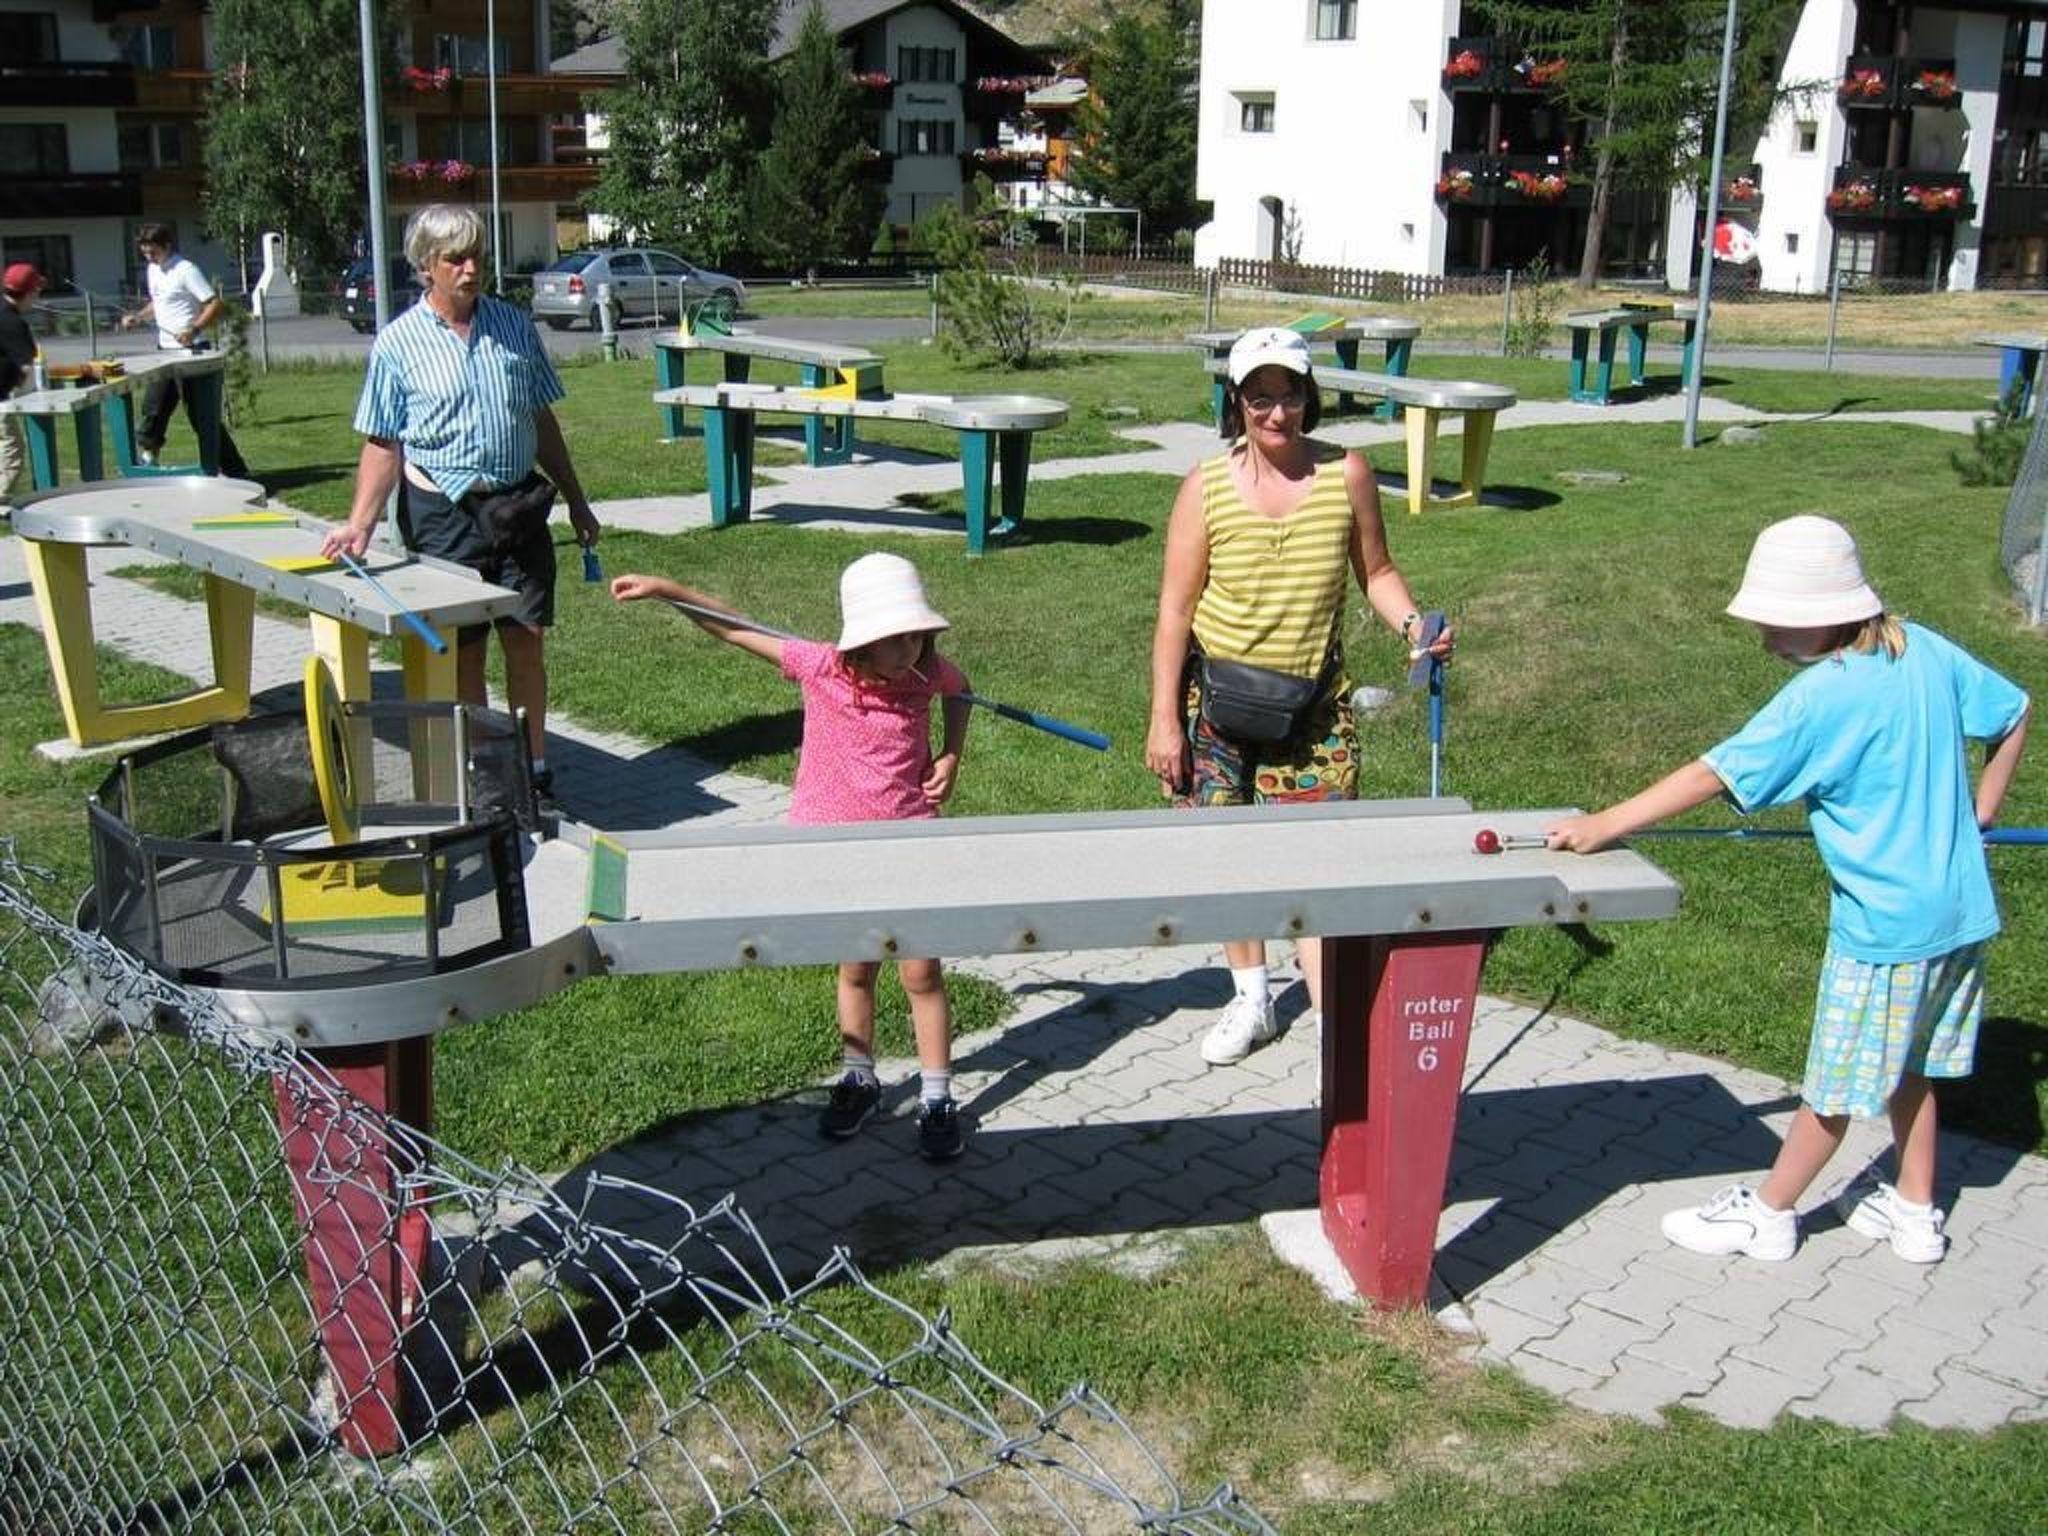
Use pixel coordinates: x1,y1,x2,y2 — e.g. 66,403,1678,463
1,398,2040,1436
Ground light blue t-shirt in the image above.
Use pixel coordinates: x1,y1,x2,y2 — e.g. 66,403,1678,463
1703,623,2028,963
353,294,565,502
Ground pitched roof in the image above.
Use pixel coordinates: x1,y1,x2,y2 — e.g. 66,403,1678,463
552,0,1031,74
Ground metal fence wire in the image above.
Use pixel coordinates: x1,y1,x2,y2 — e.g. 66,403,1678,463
1998,391,2048,627
0,847,1274,1536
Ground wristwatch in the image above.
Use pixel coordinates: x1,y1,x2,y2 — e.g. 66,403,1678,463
1398,612,1421,641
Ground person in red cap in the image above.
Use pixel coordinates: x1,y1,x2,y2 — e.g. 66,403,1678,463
1,261,47,498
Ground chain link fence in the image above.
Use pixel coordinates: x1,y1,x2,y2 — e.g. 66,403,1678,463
0,846,1273,1535
1999,395,2048,627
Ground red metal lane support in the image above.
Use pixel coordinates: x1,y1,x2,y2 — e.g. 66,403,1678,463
1319,931,1489,1307
272,1037,435,1458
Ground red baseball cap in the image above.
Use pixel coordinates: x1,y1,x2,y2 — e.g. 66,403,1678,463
3,262,47,295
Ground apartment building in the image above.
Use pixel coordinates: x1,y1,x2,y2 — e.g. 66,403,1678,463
1195,0,2048,292
0,0,611,299
554,0,1052,238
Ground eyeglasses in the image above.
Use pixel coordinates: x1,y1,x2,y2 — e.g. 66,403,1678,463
1243,391,1305,414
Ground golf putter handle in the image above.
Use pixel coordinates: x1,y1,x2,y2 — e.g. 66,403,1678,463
1406,610,1448,689
335,551,448,654
963,693,1111,752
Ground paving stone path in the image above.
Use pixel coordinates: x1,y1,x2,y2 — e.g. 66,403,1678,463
2,391,2041,1434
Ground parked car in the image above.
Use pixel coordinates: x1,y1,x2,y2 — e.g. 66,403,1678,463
529,248,746,330
337,257,425,333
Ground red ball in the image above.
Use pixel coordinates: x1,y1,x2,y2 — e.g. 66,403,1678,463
1474,828,1501,855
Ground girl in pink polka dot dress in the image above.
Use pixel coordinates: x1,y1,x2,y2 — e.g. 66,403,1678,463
611,554,974,1161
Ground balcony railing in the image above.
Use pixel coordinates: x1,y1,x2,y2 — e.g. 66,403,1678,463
384,160,598,203
962,147,1047,181
1826,165,1974,220
1442,37,1566,93
0,172,143,220
1436,152,1586,209
133,68,211,112
395,71,605,115
0,60,137,108
1837,55,1960,111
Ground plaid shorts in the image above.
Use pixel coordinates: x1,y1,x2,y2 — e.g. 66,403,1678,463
1802,939,1986,1118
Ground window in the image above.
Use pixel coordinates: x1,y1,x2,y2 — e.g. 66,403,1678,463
118,121,186,171
0,12,58,63
1239,96,1275,133
897,118,956,156
0,124,68,175
2007,16,2047,78
896,46,957,83
1312,0,1356,40
430,119,499,161
1834,231,1876,282
117,24,177,69
1795,120,1818,154
1785,231,1800,254
3,234,72,287
433,34,509,74
1409,100,1428,133
646,253,687,277
608,253,649,276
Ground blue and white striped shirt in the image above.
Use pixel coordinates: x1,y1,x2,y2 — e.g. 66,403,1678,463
353,294,565,502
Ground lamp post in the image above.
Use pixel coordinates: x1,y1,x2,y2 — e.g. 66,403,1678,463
486,0,504,294
1682,0,1739,450
358,0,392,331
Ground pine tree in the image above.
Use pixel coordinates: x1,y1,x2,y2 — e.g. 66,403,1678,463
749,1,881,267
203,0,374,272
1472,0,1801,287
594,0,775,265
1066,6,1201,237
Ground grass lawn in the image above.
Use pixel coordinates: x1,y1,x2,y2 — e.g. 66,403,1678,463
6,347,2046,1530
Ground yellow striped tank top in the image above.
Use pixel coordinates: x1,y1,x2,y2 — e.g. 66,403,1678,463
1190,452,1351,676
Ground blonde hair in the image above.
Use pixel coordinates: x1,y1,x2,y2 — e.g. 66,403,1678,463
1843,612,1907,659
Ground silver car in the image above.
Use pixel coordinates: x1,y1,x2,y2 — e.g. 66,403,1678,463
529,248,746,330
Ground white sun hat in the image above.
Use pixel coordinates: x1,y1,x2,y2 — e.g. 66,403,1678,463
836,552,950,652
1227,326,1313,385
1725,515,1883,627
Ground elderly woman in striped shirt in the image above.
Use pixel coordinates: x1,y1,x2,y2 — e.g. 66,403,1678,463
322,204,601,806
1145,327,1453,1066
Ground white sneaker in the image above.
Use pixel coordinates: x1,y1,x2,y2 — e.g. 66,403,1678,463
1838,1179,1947,1263
1661,1184,1798,1262
1200,990,1276,1066
136,447,158,466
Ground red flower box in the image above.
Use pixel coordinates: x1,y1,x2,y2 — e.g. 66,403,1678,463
1444,50,1486,81
1508,169,1568,202
1827,180,1877,212
1837,68,1887,101
1900,182,1962,212
1913,69,1957,101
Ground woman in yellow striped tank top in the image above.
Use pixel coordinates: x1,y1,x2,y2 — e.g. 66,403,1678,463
1145,326,1454,1066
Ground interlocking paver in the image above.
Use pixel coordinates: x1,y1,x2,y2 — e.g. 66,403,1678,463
7,406,2043,1439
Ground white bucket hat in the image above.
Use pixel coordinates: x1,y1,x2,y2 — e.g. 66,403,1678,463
1725,515,1882,628
1227,326,1313,385
836,552,949,652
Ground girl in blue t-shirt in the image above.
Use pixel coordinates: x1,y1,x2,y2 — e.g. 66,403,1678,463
1548,516,2029,1265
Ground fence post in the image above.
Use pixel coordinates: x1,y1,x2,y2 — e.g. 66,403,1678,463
1500,268,1515,357
929,271,939,341
1203,266,1217,328
598,282,617,363
1823,261,1842,372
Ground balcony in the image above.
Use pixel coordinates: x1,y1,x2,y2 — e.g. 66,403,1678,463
1720,164,1763,212
386,160,598,203
0,60,137,108
1836,55,1960,112
1827,165,1973,221
133,68,211,112
962,147,1047,182
395,71,606,116
1436,152,1586,210
1442,37,1566,94
0,172,143,219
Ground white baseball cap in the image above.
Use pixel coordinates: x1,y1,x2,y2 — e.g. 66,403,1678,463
836,552,950,652
1725,515,1882,628
1227,326,1313,385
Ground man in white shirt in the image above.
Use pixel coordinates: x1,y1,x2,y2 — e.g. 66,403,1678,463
118,222,251,478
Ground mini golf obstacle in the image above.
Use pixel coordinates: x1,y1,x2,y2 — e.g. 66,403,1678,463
82,757,1680,1456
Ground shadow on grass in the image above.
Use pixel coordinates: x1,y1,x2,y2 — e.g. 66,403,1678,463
892,491,1151,548
259,462,358,496
1373,471,1562,514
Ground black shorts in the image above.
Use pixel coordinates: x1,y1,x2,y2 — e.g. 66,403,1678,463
398,473,556,631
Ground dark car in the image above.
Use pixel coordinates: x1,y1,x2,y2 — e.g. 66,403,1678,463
337,258,425,332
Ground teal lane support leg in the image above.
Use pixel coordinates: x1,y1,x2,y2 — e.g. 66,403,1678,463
1379,337,1414,422
1625,324,1649,388
108,389,142,474
958,429,1033,557
1210,376,1228,436
1333,337,1360,415
1593,331,1619,404
655,345,691,441
799,363,855,466
1680,321,1699,392
73,403,105,482
997,430,1031,536
25,415,60,490
1569,331,1592,403
703,407,756,528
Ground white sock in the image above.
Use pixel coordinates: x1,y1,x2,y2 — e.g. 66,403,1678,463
1229,965,1270,1005
920,1069,952,1105
842,1049,878,1086
531,756,548,777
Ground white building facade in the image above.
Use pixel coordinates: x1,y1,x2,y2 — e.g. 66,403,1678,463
1195,0,2048,292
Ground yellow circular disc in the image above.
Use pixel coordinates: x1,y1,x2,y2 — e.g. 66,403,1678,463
304,654,361,845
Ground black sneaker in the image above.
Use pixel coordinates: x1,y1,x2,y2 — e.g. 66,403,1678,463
915,1096,965,1162
530,768,560,815
819,1074,881,1139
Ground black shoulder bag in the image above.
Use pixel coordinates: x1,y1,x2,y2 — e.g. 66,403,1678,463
1197,631,1341,745
470,473,558,554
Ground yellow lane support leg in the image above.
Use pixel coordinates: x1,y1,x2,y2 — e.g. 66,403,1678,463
401,634,460,804
1402,407,1441,517
22,540,255,746
1456,410,1497,511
